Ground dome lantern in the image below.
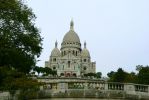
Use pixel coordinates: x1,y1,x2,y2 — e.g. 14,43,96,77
70,19,74,30
55,40,58,48
84,41,86,48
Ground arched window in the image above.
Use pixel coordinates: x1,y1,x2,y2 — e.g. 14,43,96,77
63,65,64,70
68,50,71,53
73,50,75,55
68,61,70,68
53,66,56,70
64,51,66,55
62,52,63,56
60,73,64,76
53,58,56,62
66,73,70,77
73,73,76,77
76,51,77,56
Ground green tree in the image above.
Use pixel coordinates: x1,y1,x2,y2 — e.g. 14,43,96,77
107,68,129,82
136,65,143,71
0,0,42,73
107,71,115,78
0,1,43,99
96,72,102,78
0,67,42,99
113,68,127,82
33,66,57,76
125,72,137,83
107,68,137,83
33,66,42,75
51,70,57,76
84,73,96,78
137,65,149,84
43,67,52,75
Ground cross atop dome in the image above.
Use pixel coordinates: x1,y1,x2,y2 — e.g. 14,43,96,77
84,41,87,48
55,40,58,48
70,19,74,30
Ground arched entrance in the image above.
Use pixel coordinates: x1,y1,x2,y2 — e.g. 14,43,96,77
60,73,64,77
72,73,77,77
66,73,70,77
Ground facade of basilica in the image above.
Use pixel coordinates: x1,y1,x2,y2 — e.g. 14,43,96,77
45,20,96,77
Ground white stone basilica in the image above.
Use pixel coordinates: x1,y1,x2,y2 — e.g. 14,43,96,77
45,20,96,77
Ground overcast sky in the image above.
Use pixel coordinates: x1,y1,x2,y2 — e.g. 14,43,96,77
27,0,149,76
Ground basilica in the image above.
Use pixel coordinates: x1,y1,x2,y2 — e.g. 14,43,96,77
45,20,96,77
39,21,149,99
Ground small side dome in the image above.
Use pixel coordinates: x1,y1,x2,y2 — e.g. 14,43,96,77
81,48,90,57
51,41,61,57
51,48,61,57
81,42,90,57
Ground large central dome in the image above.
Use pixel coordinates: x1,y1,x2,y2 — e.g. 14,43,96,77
61,20,81,50
62,20,80,43
63,30,80,43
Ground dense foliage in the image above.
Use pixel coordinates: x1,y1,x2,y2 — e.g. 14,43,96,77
0,0,43,99
33,66,57,76
84,72,102,78
0,67,42,100
107,65,149,85
0,0,42,73
137,65,149,84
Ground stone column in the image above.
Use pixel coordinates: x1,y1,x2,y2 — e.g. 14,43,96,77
148,86,149,94
84,83,88,89
65,82,68,90
104,82,108,90
124,83,135,95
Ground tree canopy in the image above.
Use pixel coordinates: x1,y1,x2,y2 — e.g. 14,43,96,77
84,72,102,79
0,0,42,73
33,66,57,76
107,68,127,82
137,65,149,84
96,72,102,78
0,1,43,98
107,65,149,85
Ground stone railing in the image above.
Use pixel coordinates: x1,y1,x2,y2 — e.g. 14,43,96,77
135,84,148,92
38,77,149,99
0,92,10,100
107,82,124,90
38,77,149,92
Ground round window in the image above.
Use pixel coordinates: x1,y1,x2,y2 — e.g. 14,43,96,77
84,67,86,70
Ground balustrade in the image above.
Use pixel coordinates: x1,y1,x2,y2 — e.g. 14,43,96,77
39,78,149,95
108,83,124,90
135,85,148,92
